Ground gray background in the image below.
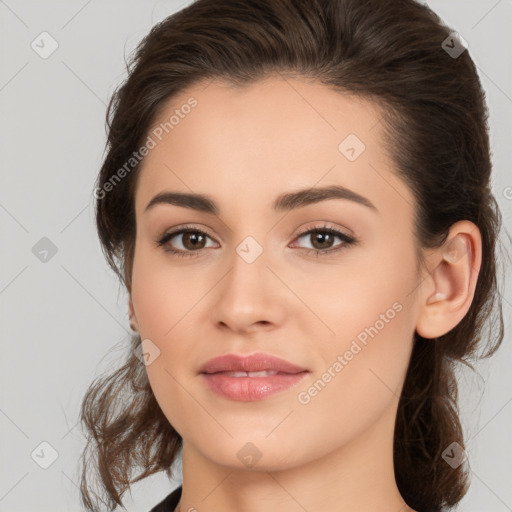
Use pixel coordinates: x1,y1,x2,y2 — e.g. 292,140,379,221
1,0,511,510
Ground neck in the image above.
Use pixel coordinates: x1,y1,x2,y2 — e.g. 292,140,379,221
175,404,416,512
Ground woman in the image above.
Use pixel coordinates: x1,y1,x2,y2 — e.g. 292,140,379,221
80,0,506,511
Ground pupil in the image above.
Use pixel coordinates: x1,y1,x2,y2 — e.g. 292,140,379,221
313,232,332,249
185,233,204,249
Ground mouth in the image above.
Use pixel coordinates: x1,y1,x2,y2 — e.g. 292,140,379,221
199,353,309,401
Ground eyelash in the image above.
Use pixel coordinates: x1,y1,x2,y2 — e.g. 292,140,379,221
155,223,358,259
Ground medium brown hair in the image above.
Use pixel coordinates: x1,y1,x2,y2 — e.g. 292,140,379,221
80,0,508,510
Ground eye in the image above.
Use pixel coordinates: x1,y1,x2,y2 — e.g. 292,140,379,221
290,224,357,256
155,223,357,258
156,226,218,257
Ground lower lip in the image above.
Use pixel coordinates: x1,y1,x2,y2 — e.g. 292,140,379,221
201,372,308,401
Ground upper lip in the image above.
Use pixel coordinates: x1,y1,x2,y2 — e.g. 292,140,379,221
199,353,308,374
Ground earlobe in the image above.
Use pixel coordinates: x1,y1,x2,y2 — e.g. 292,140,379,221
415,221,482,339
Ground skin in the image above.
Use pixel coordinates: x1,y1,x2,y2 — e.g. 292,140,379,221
128,75,482,512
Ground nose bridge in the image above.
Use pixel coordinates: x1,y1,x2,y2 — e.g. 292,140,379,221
224,233,272,305
211,232,286,332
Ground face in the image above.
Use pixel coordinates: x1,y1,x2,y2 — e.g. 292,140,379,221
129,75,424,471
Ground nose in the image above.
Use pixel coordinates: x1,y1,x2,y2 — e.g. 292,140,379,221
210,241,288,335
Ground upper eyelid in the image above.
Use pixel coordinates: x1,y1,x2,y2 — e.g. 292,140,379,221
290,227,354,249
165,225,219,243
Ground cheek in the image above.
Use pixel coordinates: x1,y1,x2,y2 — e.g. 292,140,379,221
130,251,212,433
294,247,417,418
287,241,416,347
290,297,415,461
130,248,209,339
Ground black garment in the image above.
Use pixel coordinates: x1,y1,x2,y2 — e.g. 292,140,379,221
149,486,444,512
149,485,182,512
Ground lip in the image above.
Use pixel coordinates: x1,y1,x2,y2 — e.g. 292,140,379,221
199,353,309,401
199,353,308,374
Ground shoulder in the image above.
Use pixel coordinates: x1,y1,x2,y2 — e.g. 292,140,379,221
148,485,182,512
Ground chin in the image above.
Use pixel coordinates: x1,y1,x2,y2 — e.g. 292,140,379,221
194,435,304,472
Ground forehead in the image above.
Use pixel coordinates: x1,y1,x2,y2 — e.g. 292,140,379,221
134,75,414,221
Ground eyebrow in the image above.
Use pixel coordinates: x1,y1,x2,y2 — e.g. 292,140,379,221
144,185,378,215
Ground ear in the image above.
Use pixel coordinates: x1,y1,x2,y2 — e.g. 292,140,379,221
128,295,139,332
415,220,482,339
